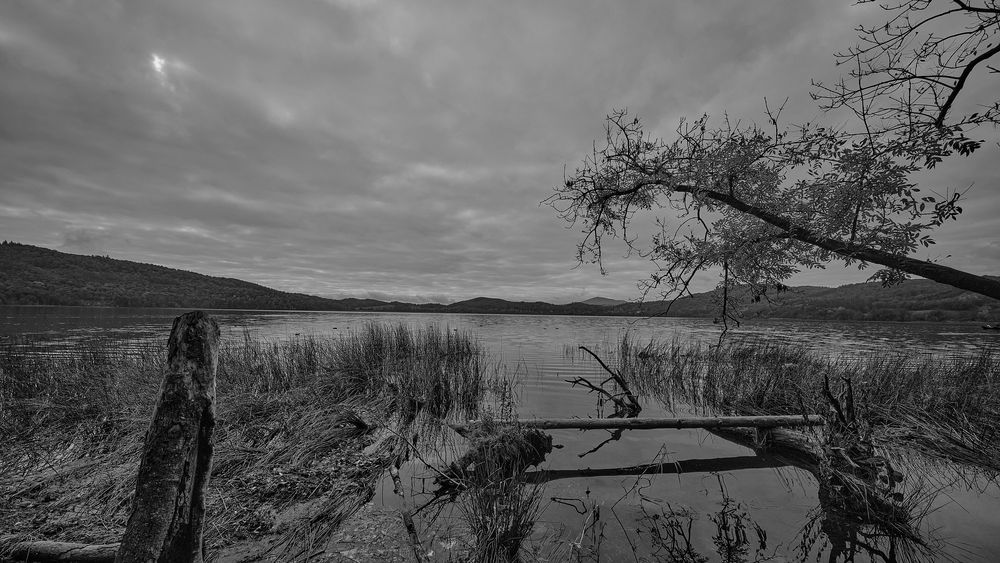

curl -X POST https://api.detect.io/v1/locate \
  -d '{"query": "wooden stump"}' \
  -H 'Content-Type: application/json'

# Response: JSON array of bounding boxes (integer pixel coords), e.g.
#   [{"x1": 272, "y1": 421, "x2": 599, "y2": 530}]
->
[{"x1": 115, "y1": 311, "x2": 220, "y2": 563}]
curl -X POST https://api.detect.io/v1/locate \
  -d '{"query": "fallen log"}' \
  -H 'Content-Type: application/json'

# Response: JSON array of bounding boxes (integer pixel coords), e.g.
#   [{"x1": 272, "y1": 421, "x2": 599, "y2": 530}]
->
[
  {"x1": 451, "y1": 414, "x2": 824, "y2": 435},
  {"x1": 522, "y1": 453, "x2": 793, "y2": 484},
  {"x1": 708, "y1": 427, "x2": 823, "y2": 467},
  {"x1": 7, "y1": 542, "x2": 118, "y2": 563}
]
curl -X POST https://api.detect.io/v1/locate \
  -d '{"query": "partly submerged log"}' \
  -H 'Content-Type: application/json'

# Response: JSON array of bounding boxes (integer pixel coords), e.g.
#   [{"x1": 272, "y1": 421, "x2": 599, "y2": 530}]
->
[
  {"x1": 8, "y1": 542, "x2": 118, "y2": 563},
  {"x1": 708, "y1": 427, "x2": 823, "y2": 467},
  {"x1": 522, "y1": 454, "x2": 794, "y2": 484},
  {"x1": 451, "y1": 414, "x2": 824, "y2": 435},
  {"x1": 116, "y1": 311, "x2": 220, "y2": 563}
]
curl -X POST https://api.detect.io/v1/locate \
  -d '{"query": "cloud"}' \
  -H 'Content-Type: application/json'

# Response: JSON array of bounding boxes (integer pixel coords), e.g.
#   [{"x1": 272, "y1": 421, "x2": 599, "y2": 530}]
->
[
  {"x1": 60, "y1": 227, "x2": 120, "y2": 255},
  {"x1": 0, "y1": 1, "x2": 997, "y2": 304}
]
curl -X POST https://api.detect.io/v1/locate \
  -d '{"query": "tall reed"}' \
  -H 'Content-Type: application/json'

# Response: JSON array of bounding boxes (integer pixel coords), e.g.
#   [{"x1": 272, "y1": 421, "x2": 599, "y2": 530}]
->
[{"x1": 617, "y1": 335, "x2": 1000, "y2": 470}]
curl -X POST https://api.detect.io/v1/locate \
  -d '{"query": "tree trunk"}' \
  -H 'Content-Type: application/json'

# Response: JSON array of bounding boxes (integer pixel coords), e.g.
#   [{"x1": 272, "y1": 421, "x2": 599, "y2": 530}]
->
[
  {"x1": 115, "y1": 311, "x2": 219, "y2": 563},
  {"x1": 681, "y1": 184, "x2": 1000, "y2": 300}
]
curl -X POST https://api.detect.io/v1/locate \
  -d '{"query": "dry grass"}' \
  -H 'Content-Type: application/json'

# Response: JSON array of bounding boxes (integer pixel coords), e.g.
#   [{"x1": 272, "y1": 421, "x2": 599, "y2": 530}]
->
[
  {"x1": 617, "y1": 334, "x2": 1000, "y2": 471},
  {"x1": 0, "y1": 322, "x2": 490, "y2": 560}
]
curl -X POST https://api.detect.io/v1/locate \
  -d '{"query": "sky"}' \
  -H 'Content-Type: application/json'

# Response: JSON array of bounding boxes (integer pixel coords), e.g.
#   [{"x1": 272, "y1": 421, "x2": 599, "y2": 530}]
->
[{"x1": 1, "y1": 1, "x2": 998, "y2": 304}]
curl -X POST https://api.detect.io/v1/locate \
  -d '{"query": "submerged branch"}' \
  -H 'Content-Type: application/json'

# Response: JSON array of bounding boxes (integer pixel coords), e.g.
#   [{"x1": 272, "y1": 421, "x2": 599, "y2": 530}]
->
[
  {"x1": 450, "y1": 415, "x2": 825, "y2": 435},
  {"x1": 523, "y1": 454, "x2": 795, "y2": 484}
]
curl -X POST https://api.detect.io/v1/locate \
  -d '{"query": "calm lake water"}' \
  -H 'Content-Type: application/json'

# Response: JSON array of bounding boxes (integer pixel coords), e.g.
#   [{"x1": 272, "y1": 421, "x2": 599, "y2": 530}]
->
[{"x1": 4, "y1": 305, "x2": 1000, "y2": 562}]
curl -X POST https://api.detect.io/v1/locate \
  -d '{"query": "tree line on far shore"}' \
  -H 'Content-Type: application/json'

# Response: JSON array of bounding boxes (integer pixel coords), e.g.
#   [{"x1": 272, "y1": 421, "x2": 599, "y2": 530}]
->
[{"x1": 2, "y1": 241, "x2": 996, "y2": 322}]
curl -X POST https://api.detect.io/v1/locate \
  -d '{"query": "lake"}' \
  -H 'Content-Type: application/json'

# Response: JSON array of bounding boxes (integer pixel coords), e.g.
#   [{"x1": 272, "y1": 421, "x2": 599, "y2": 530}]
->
[{"x1": 4, "y1": 305, "x2": 1000, "y2": 561}]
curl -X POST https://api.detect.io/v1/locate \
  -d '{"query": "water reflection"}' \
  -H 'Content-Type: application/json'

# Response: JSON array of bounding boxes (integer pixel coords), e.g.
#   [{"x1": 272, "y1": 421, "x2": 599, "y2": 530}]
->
[
  {"x1": 406, "y1": 443, "x2": 959, "y2": 562},
  {"x1": 396, "y1": 345, "x2": 998, "y2": 561}
]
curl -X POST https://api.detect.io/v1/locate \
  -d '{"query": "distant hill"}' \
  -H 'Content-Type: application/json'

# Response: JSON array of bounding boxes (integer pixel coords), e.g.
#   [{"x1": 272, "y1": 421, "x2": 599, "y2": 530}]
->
[
  {"x1": 577, "y1": 297, "x2": 627, "y2": 307},
  {"x1": 0, "y1": 242, "x2": 368, "y2": 310},
  {"x1": 1, "y1": 242, "x2": 997, "y2": 321},
  {"x1": 0, "y1": 242, "x2": 607, "y2": 314},
  {"x1": 607, "y1": 280, "x2": 1000, "y2": 322}
]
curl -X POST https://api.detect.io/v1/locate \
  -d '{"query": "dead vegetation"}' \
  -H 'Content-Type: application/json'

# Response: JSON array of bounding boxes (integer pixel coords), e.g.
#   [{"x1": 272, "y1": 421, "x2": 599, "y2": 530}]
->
[{"x1": 616, "y1": 335, "x2": 1000, "y2": 472}]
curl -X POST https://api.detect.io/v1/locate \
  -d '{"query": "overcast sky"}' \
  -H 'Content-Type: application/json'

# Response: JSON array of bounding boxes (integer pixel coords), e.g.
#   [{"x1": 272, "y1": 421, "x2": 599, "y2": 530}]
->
[{"x1": 1, "y1": 1, "x2": 997, "y2": 304}]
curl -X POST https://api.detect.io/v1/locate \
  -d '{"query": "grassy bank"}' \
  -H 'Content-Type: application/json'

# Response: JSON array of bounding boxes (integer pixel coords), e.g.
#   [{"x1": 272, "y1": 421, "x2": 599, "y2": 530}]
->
[
  {"x1": 617, "y1": 335, "x2": 1000, "y2": 471},
  {"x1": 0, "y1": 323, "x2": 493, "y2": 560}
]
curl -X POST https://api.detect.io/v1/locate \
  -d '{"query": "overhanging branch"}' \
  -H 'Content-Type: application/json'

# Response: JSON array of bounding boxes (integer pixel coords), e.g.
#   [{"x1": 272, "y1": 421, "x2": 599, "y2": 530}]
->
[{"x1": 596, "y1": 175, "x2": 1000, "y2": 300}]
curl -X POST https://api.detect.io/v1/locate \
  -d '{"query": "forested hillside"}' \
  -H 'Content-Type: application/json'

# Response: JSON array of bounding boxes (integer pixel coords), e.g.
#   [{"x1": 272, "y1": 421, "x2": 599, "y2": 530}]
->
[
  {"x1": 0, "y1": 242, "x2": 358, "y2": 310},
  {"x1": 610, "y1": 280, "x2": 1000, "y2": 322}
]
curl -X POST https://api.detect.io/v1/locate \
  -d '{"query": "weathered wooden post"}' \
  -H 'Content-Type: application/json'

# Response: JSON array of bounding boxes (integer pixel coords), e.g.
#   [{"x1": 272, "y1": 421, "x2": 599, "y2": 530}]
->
[
  {"x1": 115, "y1": 311, "x2": 219, "y2": 563},
  {"x1": 7, "y1": 313, "x2": 220, "y2": 563}
]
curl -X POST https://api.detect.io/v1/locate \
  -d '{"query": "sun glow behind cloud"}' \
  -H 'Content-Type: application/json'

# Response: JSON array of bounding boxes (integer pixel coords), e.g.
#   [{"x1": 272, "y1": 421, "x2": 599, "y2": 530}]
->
[
  {"x1": 149, "y1": 52, "x2": 194, "y2": 96},
  {"x1": 151, "y1": 53, "x2": 166, "y2": 75}
]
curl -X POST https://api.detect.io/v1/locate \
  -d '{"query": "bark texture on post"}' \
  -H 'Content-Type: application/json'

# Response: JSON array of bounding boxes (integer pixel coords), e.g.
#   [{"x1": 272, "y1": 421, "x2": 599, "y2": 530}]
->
[{"x1": 116, "y1": 311, "x2": 219, "y2": 563}]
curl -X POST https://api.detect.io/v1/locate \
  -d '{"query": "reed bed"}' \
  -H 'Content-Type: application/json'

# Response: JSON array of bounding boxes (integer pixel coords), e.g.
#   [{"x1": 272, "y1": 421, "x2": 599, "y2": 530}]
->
[
  {"x1": 617, "y1": 335, "x2": 1000, "y2": 471},
  {"x1": 0, "y1": 322, "x2": 490, "y2": 559}
]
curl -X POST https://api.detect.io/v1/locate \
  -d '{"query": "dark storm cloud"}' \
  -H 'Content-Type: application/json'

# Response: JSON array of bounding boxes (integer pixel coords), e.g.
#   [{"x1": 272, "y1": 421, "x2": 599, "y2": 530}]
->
[{"x1": 1, "y1": 1, "x2": 997, "y2": 302}]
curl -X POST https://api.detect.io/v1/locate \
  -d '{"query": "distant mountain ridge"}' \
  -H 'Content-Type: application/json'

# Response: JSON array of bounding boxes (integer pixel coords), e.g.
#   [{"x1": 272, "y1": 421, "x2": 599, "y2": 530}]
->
[
  {"x1": 1, "y1": 242, "x2": 997, "y2": 321},
  {"x1": 578, "y1": 297, "x2": 627, "y2": 307}
]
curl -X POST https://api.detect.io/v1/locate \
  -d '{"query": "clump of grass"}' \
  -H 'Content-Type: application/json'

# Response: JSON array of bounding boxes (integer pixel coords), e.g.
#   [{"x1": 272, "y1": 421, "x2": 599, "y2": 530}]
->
[
  {"x1": 446, "y1": 418, "x2": 549, "y2": 562},
  {"x1": 617, "y1": 335, "x2": 1000, "y2": 471},
  {"x1": 329, "y1": 323, "x2": 486, "y2": 424},
  {"x1": 459, "y1": 475, "x2": 543, "y2": 563},
  {"x1": 0, "y1": 322, "x2": 490, "y2": 559}
]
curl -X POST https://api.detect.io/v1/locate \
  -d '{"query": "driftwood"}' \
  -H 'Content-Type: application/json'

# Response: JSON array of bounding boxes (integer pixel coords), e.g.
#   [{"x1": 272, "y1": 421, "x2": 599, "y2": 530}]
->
[
  {"x1": 437, "y1": 427, "x2": 553, "y2": 489},
  {"x1": 567, "y1": 346, "x2": 642, "y2": 418},
  {"x1": 116, "y1": 311, "x2": 220, "y2": 563},
  {"x1": 522, "y1": 454, "x2": 794, "y2": 484},
  {"x1": 710, "y1": 426, "x2": 913, "y2": 528},
  {"x1": 708, "y1": 427, "x2": 823, "y2": 467},
  {"x1": 7, "y1": 542, "x2": 118, "y2": 563},
  {"x1": 420, "y1": 424, "x2": 555, "y2": 520},
  {"x1": 389, "y1": 460, "x2": 427, "y2": 563},
  {"x1": 451, "y1": 414, "x2": 824, "y2": 435}
]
